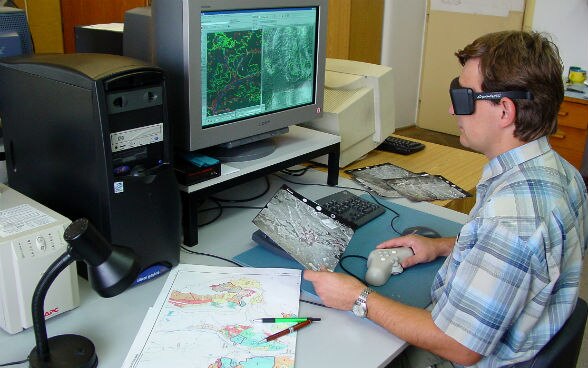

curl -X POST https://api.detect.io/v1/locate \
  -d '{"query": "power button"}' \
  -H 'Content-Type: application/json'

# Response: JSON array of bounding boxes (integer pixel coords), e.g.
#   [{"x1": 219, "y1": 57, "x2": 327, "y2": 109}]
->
[{"x1": 35, "y1": 236, "x2": 47, "y2": 251}]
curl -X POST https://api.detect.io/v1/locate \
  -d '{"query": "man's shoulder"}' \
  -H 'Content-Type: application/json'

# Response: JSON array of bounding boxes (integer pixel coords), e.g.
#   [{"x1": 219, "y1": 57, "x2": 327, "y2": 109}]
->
[{"x1": 480, "y1": 152, "x2": 586, "y2": 217}]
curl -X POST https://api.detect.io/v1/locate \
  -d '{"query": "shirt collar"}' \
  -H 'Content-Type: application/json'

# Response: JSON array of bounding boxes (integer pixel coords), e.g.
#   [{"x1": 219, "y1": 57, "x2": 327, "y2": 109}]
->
[{"x1": 480, "y1": 136, "x2": 551, "y2": 182}]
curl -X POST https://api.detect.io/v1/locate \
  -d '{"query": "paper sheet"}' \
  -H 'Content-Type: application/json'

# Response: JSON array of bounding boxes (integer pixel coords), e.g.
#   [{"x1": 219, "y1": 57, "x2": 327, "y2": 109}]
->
[{"x1": 122, "y1": 264, "x2": 302, "y2": 368}]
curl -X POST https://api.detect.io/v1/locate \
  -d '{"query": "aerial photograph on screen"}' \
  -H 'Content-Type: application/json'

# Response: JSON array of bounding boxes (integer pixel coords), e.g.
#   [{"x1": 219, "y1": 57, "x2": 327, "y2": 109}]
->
[{"x1": 204, "y1": 23, "x2": 316, "y2": 126}]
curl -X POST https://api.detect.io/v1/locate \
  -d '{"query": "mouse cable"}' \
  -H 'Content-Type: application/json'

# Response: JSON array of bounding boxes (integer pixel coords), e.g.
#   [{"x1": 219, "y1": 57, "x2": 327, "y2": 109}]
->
[
  {"x1": 0, "y1": 358, "x2": 29, "y2": 367},
  {"x1": 179, "y1": 246, "x2": 328, "y2": 308},
  {"x1": 338, "y1": 254, "x2": 368, "y2": 283},
  {"x1": 273, "y1": 173, "x2": 402, "y2": 235}
]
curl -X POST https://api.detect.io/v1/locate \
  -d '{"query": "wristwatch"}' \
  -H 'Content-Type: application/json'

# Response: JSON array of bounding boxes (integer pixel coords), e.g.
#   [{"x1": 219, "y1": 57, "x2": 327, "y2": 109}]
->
[{"x1": 352, "y1": 287, "x2": 373, "y2": 318}]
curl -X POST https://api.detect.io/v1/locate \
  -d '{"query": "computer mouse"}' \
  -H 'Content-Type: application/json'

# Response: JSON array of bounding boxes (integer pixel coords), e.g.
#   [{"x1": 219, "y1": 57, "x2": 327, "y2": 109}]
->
[{"x1": 401, "y1": 226, "x2": 441, "y2": 238}]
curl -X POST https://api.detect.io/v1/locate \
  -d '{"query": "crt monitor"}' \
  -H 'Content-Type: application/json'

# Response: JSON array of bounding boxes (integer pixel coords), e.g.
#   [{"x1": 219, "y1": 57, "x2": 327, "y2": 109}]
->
[
  {"x1": 151, "y1": 0, "x2": 328, "y2": 161},
  {"x1": 303, "y1": 58, "x2": 396, "y2": 167}
]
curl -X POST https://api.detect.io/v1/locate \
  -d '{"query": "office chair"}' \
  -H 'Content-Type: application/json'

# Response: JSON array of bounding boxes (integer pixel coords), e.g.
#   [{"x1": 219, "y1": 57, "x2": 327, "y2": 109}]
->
[{"x1": 515, "y1": 297, "x2": 588, "y2": 368}]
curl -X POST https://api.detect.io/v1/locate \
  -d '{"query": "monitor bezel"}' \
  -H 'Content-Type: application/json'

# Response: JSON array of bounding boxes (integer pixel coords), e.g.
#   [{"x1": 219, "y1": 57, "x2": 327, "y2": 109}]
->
[{"x1": 155, "y1": 0, "x2": 328, "y2": 152}]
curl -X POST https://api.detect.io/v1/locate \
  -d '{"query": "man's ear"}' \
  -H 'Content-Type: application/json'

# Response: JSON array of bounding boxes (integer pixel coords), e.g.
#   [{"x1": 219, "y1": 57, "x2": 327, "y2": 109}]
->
[{"x1": 498, "y1": 97, "x2": 517, "y2": 128}]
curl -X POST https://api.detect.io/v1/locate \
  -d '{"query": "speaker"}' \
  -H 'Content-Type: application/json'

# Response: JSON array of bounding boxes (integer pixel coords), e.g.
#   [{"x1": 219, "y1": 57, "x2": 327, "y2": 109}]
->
[
  {"x1": 75, "y1": 25, "x2": 123, "y2": 55},
  {"x1": 123, "y1": 7, "x2": 154, "y2": 63},
  {"x1": 0, "y1": 6, "x2": 33, "y2": 57},
  {"x1": 0, "y1": 53, "x2": 181, "y2": 284}
]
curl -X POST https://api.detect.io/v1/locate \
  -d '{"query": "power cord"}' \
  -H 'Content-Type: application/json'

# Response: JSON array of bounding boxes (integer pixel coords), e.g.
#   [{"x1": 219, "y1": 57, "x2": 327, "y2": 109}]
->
[
  {"x1": 197, "y1": 176, "x2": 270, "y2": 227},
  {"x1": 210, "y1": 176, "x2": 271, "y2": 203},
  {"x1": 280, "y1": 165, "x2": 319, "y2": 177},
  {"x1": 0, "y1": 358, "x2": 29, "y2": 367}
]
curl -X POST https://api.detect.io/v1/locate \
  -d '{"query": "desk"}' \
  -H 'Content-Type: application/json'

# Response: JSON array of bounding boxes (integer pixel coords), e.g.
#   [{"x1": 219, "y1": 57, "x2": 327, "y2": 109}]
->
[
  {"x1": 327, "y1": 135, "x2": 487, "y2": 214},
  {"x1": 0, "y1": 170, "x2": 468, "y2": 368}
]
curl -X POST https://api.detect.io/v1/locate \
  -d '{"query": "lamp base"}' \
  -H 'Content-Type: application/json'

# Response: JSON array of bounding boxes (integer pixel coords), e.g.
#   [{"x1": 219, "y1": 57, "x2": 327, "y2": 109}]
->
[{"x1": 28, "y1": 334, "x2": 98, "y2": 368}]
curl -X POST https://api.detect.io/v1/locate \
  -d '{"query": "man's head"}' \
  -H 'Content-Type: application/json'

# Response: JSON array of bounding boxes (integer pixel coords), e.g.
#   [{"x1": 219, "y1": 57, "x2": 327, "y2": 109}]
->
[{"x1": 452, "y1": 31, "x2": 563, "y2": 148}]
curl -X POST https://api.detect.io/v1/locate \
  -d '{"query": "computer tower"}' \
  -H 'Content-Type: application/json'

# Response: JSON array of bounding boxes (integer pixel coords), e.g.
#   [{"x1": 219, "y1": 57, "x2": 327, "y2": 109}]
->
[
  {"x1": 0, "y1": 6, "x2": 34, "y2": 57},
  {"x1": 0, "y1": 53, "x2": 181, "y2": 282}
]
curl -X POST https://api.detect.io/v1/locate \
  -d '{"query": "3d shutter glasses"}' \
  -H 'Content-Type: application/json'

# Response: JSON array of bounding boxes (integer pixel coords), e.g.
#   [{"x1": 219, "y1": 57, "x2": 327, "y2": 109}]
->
[{"x1": 449, "y1": 77, "x2": 533, "y2": 115}]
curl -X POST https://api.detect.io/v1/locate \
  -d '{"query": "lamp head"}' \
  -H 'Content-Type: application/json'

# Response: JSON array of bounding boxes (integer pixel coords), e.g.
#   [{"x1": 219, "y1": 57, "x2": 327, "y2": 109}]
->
[{"x1": 64, "y1": 218, "x2": 141, "y2": 297}]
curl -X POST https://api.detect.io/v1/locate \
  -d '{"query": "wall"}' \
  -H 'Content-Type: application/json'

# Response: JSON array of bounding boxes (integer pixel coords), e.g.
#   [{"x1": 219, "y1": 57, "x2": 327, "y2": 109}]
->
[
  {"x1": 380, "y1": 0, "x2": 427, "y2": 129},
  {"x1": 531, "y1": 0, "x2": 588, "y2": 76},
  {"x1": 381, "y1": 0, "x2": 588, "y2": 129}
]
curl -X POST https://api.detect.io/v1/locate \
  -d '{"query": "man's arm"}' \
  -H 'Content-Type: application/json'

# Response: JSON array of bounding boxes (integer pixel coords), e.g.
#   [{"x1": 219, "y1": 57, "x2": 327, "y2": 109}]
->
[
  {"x1": 303, "y1": 270, "x2": 482, "y2": 366},
  {"x1": 367, "y1": 290, "x2": 481, "y2": 365}
]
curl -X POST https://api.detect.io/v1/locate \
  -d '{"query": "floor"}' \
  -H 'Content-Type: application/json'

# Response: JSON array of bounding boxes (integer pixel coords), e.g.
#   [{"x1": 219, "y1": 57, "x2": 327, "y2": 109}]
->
[{"x1": 395, "y1": 126, "x2": 588, "y2": 367}]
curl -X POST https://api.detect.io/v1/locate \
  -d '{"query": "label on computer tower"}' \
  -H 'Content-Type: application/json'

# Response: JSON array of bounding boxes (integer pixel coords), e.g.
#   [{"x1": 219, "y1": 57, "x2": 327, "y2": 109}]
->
[{"x1": 110, "y1": 123, "x2": 164, "y2": 153}]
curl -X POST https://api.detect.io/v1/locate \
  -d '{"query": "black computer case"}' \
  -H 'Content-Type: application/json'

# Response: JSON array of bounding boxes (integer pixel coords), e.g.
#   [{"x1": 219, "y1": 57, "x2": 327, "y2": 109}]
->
[{"x1": 0, "y1": 53, "x2": 180, "y2": 280}]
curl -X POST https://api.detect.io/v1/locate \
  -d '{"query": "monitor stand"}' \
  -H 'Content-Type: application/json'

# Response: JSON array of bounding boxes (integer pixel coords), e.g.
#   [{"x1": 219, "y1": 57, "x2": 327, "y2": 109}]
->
[
  {"x1": 204, "y1": 127, "x2": 289, "y2": 162},
  {"x1": 179, "y1": 125, "x2": 341, "y2": 247},
  {"x1": 205, "y1": 139, "x2": 276, "y2": 162}
]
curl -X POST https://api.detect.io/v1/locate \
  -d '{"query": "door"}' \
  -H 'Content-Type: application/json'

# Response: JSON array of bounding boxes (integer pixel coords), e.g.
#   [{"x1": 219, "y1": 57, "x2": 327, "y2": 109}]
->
[{"x1": 417, "y1": 0, "x2": 526, "y2": 135}]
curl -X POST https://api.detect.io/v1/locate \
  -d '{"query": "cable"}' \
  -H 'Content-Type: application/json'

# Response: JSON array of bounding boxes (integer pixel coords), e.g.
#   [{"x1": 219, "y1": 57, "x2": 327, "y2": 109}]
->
[
  {"x1": 180, "y1": 246, "x2": 330, "y2": 308},
  {"x1": 281, "y1": 165, "x2": 319, "y2": 177},
  {"x1": 338, "y1": 254, "x2": 368, "y2": 282},
  {"x1": 196, "y1": 176, "x2": 270, "y2": 227},
  {"x1": 197, "y1": 198, "x2": 223, "y2": 227},
  {"x1": 181, "y1": 246, "x2": 243, "y2": 267},
  {"x1": 300, "y1": 299, "x2": 327, "y2": 308},
  {"x1": 197, "y1": 200, "x2": 264, "y2": 227},
  {"x1": 0, "y1": 358, "x2": 29, "y2": 367},
  {"x1": 210, "y1": 176, "x2": 271, "y2": 203},
  {"x1": 273, "y1": 173, "x2": 403, "y2": 235}
]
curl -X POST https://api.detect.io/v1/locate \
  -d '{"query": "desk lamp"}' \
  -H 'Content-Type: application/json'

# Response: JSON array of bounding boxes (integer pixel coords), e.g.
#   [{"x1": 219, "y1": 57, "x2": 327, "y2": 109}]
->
[{"x1": 28, "y1": 218, "x2": 141, "y2": 368}]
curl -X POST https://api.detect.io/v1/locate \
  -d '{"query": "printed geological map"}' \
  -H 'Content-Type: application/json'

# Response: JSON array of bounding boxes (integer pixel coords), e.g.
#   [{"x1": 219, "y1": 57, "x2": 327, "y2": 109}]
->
[{"x1": 122, "y1": 265, "x2": 302, "y2": 368}]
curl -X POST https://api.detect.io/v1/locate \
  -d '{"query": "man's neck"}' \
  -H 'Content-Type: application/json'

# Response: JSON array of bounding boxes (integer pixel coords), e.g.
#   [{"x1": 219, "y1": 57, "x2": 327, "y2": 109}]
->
[{"x1": 483, "y1": 132, "x2": 526, "y2": 160}]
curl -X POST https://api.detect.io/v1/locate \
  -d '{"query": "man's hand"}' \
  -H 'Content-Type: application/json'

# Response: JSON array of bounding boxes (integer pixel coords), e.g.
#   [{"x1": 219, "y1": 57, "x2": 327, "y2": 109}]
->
[
  {"x1": 376, "y1": 235, "x2": 456, "y2": 269},
  {"x1": 303, "y1": 269, "x2": 366, "y2": 310}
]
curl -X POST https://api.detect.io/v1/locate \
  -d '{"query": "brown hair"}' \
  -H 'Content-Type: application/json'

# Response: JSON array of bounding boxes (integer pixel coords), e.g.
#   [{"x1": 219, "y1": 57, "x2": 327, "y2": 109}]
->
[{"x1": 455, "y1": 31, "x2": 563, "y2": 141}]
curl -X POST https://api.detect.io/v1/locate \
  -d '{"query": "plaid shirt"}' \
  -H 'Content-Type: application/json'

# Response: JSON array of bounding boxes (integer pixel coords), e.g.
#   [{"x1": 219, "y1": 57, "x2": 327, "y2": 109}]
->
[{"x1": 430, "y1": 137, "x2": 588, "y2": 367}]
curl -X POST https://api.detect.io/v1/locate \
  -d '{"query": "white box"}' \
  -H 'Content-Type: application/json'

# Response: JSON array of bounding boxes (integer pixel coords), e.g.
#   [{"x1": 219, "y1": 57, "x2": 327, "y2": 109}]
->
[{"x1": 0, "y1": 184, "x2": 79, "y2": 334}]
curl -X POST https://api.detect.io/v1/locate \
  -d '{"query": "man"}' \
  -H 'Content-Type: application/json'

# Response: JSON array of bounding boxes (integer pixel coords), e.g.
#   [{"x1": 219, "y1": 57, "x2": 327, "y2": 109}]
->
[{"x1": 304, "y1": 31, "x2": 588, "y2": 367}]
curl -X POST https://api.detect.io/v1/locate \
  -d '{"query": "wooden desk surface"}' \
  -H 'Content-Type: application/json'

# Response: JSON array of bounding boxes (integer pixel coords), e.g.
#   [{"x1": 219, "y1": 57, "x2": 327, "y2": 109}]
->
[{"x1": 337, "y1": 135, "x2": 488, "y2": 214}]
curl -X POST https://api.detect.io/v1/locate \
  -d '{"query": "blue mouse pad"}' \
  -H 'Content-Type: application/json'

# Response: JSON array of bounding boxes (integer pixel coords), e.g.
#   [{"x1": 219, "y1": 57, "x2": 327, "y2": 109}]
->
[{"x1": 234, "y1": 197, "x2": 464, "y2": 308}]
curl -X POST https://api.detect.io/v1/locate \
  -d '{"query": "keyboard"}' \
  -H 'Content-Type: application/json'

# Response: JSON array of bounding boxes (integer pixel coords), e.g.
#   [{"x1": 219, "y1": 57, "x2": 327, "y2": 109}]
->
[
  {"x1": 316, "y1": 190, "x2": 385, "y2": 229},
  {"x1": 377, "y1": 136, "x2": 425, "y2": 155}
]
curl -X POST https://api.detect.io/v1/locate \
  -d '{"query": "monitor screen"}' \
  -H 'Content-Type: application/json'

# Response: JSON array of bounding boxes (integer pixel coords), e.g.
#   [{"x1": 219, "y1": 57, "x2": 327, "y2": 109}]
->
[
  {"x1": 201, "y1": 7, "x2": 317, "y2": 128},
  {"x1": 152, "y1": 0, "x2": 327, "y2": 159}
]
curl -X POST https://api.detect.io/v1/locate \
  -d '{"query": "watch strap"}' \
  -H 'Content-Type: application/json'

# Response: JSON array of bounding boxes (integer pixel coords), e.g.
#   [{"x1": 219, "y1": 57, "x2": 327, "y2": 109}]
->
[
  {"x1": 353, "y1": 287, "x2": 373, "y2": 318},
  {"x1": 358, "y1": 287, "x2": 373, "y2": 303}
]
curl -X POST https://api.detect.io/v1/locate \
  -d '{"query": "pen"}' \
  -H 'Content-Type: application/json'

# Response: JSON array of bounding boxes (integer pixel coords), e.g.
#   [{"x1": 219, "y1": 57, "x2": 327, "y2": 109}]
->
[
  {"x1": 254, "y1": 317, "x2": 321, "y2": 323},
  {"x1": 265, "y1": 319, "x2": 313, "y2": 342}
]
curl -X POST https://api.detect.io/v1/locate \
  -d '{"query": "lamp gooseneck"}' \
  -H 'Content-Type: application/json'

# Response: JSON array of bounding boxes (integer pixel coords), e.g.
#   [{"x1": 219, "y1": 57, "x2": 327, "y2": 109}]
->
[{"x1": 31, "y1": 252, "x2": 75, "y2": 361}]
